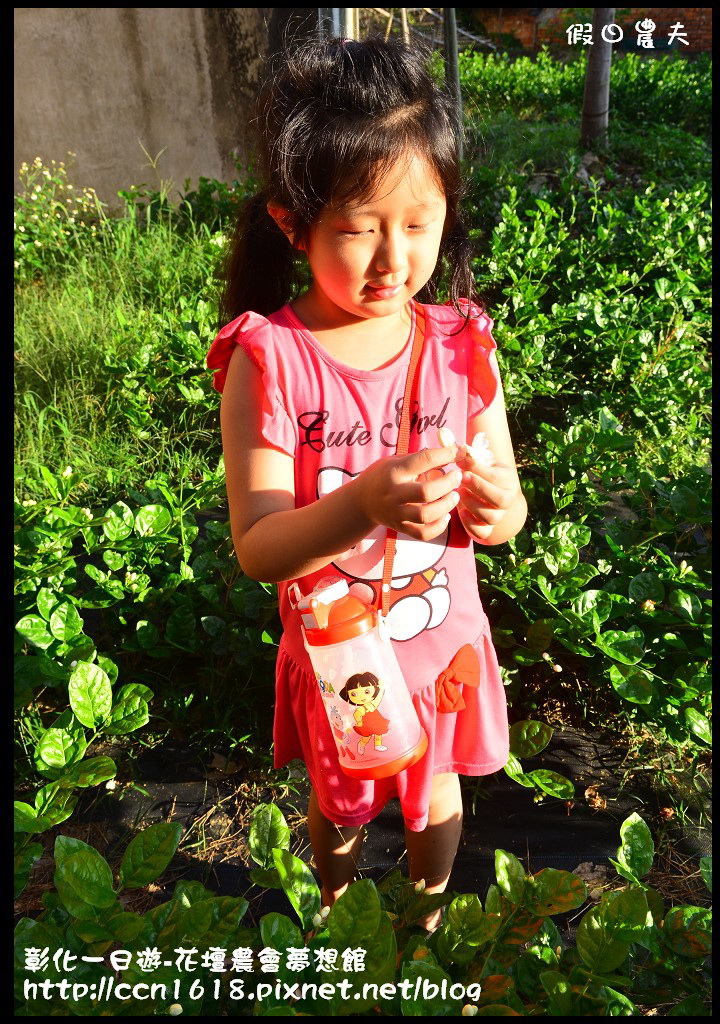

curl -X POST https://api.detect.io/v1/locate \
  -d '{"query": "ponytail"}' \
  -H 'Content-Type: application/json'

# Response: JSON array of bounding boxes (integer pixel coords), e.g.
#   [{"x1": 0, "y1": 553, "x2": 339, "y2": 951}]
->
[{"x1": 219, "y1": 191, "x2": 300, "y2": 326}]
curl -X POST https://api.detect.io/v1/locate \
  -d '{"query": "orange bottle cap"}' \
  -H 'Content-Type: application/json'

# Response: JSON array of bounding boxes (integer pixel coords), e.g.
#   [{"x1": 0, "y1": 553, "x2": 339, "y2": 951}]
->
[{"x1": 305, "y1": 593, "x2": 375, "y2": 647}]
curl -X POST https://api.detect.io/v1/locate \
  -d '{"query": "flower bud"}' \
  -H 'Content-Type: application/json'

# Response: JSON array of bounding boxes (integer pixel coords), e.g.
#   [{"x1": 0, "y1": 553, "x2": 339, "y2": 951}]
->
[
  {"x1": 105, "y1": 779, "x2": 117, "y2": 791},
  {"x1": 168, "y1": 1005, "x2": 183, "y2": 1016},
  {"x1": 552, "y1": 663, "x2": 563, "y2": 673},
  {"x1": 312, "y1": 913, "x2": 323, "y2": 928},
  {"x1": 320, "y1": 905, "x2": 331, "y2": 920},
  {"x1": 461, "y1": 1005, "x2": 479, "y2": 1016},
  {"x1": 414, "y1": 879, "x2": 426, "y2": 893}
]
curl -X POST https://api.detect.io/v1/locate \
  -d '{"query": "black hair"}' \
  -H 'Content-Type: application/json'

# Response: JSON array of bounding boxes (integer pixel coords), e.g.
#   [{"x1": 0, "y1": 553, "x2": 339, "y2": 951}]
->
[
  {"x1": 220, "y1": 36, "x2": 479, "y2": 325},
  {"x1": 339, "y1": 671, "x2": 380, "y2": 704}
]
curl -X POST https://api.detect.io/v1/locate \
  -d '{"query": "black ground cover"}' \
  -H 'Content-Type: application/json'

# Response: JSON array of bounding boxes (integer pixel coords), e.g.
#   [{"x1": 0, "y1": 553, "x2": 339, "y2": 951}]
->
[{"x1": 64, "y1": 727, "x2": 710, "y2": 933}]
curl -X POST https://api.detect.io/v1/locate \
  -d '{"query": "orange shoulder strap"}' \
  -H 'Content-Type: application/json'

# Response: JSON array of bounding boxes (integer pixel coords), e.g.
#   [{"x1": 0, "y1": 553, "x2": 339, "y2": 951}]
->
[{"x1": 380, "y1": 302, "x2": 426, "y2": 618}]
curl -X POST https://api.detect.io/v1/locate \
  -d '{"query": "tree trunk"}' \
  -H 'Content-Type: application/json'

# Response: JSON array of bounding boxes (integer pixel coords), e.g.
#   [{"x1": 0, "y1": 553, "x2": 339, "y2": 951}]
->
[
  {"x1": 580, "y1": 8, "x2": 615, "y2": 148},
  {"x1": 443, "y1": 9, "x2": 463, "y2": 161}
]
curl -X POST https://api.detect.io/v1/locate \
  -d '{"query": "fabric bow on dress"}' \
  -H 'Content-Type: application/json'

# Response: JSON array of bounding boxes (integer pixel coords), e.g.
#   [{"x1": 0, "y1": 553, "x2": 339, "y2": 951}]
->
[{"x1": 435, "y1": 644, "x2": 481, "y2": 713}]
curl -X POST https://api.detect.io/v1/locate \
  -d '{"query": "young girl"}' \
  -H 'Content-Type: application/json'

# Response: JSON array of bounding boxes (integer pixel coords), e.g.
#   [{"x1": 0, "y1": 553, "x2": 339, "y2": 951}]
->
[{"x1": 208, "y1": 37, "x2": 527, "y2": 928}]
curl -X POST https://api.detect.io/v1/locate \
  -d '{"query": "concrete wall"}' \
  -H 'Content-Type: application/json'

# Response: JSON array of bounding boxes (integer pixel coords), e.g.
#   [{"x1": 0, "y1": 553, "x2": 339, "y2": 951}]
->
[{"x1": 14, "y1": 8, "x2": 273, "y2": 206}]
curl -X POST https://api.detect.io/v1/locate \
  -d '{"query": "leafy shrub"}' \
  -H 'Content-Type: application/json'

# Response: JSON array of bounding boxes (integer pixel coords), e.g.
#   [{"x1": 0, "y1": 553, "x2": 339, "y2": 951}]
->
[
  {"x1": 14, "y1": 805, "x2": 712, "y2": 1015},
  {"x1": 460, "y1": 50, "x2": 712, "y2": 136}
]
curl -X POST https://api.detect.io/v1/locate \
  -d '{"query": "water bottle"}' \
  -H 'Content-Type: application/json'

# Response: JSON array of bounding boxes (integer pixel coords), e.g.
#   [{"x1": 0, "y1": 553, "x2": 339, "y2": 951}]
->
[{"x1": 289, "y1": 576, "x2": 428, "y2": 780}]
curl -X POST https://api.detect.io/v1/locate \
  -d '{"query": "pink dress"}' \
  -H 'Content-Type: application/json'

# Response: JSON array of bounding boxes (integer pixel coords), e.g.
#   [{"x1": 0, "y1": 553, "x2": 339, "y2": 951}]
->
[{"x1": 207, "y1": 301, "x2": 509, "y2": 831}]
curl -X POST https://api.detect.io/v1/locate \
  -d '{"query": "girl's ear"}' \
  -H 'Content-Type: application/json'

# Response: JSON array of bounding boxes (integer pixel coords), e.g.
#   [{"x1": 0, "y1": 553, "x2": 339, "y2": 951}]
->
[{"x1": 267, "y1": 202, "x2": 304, "y2": 250}]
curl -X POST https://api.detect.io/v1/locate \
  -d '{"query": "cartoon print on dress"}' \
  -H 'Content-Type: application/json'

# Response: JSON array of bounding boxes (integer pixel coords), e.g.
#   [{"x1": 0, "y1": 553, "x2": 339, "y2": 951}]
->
[
  {"x1": 317, "y1": 467, "x2": 451, "y2": 642},
  {"x1": 338, "y1": 672, "x2": 390, "y2": 755}
]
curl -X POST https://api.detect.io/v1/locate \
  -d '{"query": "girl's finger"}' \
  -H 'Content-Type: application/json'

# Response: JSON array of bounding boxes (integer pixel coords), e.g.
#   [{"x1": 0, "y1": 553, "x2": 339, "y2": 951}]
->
[
  {"x1": 457, "y1": 503, "x2": 495, "y2": 539},
  {"x1": 398, "y1": 487, "x2": 460, "y2": 526},
  {"x1": 458, "y1": 493, "x2": 506, "y2": 527},
  {"x1": 459, "y1": 469, "x2": 519, "y2": 511},
  {"x1": 400, "y1": 445, "x2": 458, "y2": 478},
  {"x1": 396, "y1": 468, "x2": 463, "y2": 505}
]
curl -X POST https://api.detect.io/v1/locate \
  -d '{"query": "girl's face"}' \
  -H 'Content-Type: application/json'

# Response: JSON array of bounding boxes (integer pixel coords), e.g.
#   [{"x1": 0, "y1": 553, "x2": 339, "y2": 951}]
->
[
  {"x1": 298, "y1": 153, "x2": 447, "y2": 330},
  {"x1": 348, "y1": 684, "x2": 375, "y2": 704}
]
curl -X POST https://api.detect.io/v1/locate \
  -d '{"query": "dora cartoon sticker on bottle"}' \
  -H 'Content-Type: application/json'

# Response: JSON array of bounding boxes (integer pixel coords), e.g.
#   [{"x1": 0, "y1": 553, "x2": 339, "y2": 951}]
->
[{"x1": 339, "y1": 672, "x2": 390, "y2": 755}]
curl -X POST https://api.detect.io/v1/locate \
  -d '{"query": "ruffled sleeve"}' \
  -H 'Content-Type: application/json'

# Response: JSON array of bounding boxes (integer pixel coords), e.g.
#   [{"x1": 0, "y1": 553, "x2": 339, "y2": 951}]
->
[
  {"x1": 463, "y1": 305, "x2": 501, "y2": 418},
  {"x1": 206, "y1": 312, "x2": 296, "y2": 456}
]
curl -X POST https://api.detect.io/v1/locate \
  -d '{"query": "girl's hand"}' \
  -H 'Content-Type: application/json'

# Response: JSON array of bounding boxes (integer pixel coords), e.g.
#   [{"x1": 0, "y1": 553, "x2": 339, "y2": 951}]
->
[
  {"x1": 356, "y1": 446, "x2": 462, "y2": 542},
  {"x1": 455, "y1": 451, "x2": 522, "y2": 542}
]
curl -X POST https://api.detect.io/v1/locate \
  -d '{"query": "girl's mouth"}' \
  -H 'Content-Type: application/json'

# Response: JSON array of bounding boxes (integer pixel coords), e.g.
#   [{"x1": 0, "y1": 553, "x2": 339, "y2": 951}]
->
[{"x1": 365, "y1": 283, "x2": 403, "y2": 299}]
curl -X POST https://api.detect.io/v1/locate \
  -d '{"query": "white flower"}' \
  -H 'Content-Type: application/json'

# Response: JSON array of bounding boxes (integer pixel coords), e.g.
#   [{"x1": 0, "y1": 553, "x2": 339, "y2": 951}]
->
[
  {"x1": 62, "y1": 465, "x2": 73, "y2": 477},
  {"x1": 168, "y1": 1005, "x2": 183, "y2": 1016},
  {"x1": 105, "y1": 779, "x2": 117, "y2": 791}
]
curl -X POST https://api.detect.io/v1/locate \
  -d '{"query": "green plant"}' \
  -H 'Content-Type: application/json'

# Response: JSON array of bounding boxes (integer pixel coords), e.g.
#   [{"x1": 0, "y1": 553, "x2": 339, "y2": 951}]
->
[
  {"x1": 14, "y1": 806, "x2": 711, "y2": 1015},
  {"x1": 14, "y1": 155, "x2": 105, "y2": 284}
]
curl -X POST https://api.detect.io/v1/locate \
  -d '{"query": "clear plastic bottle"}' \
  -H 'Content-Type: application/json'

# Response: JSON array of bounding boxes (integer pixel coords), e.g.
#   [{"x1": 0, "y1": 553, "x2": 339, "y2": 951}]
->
[{"x1": 290, "y1": 577, "x2": 428, "y2": 780}]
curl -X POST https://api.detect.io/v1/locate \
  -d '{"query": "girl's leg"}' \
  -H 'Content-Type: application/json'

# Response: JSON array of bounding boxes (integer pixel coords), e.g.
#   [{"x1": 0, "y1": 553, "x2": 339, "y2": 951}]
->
[
  {"x1": 307, "y1": 786, "x2": 365, "y2": 907},
  {"x1": 404, "y1": 771, "x2": 463, "y2": 932}
]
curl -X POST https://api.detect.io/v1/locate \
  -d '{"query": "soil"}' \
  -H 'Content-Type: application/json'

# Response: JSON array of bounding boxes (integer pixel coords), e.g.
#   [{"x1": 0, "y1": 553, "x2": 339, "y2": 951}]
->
[{"x1": 16, "y1": 725, "x2": 711, "y2": 933}]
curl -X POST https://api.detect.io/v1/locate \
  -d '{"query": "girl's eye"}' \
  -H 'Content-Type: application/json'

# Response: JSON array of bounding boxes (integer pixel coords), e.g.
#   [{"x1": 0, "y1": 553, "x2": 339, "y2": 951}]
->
[{"x1": 408, "y1": 224, "x2": 428, "y2": 232}]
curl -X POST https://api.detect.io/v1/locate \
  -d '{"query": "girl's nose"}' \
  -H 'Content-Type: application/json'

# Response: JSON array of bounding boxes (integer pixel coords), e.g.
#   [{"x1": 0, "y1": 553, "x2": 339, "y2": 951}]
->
[{"x1": 374, "y1": 230, "x2": 407, "y2": 275}]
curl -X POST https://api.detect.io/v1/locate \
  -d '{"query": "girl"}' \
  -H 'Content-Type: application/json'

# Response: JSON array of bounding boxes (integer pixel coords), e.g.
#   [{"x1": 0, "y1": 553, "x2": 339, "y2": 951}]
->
[
  {"x1": 208, "y1": 37, "x2": 527, "y2": 929},
  {"x1": 338, "y1": 672, "x2": 390, "y2": 754}
]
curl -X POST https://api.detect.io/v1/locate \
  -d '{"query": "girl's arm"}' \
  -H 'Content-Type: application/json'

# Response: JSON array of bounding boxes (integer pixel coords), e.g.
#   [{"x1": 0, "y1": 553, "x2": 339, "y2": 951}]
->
[
  {"x1": 220, "y1": 346, "x2": 462, "y2": 583},
  {"x1": 455, "y1": 378, "x2": 528, "y2": 546}
]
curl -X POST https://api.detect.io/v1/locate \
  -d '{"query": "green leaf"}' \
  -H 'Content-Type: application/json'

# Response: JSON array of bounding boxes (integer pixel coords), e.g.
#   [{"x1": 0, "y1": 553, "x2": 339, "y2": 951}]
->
[
  {"x1": 54, "y1": 850, "x2": 117, "y2": 917},
  {"x1": 616, "y1": 813, "x2": 654, "y2": 880},
  {"x1": 119, "y1": 822, "x2": 183, "y2": 888},
  {"x1": 503, "y1": 753, "x2": 535, "y2": 788},
  {"x1": 401, "y1": 960, "x2": 460, "y2": 1015},
  {"x1": 272, "y1": 848, "x2": 321, "y2": 929},
  {"x1": 526, "y1": 769, "x2": 574, "y2": 800},
  {"x1": 68, "y1": 662, "x2": 113, "y2": 728},
  {"x1": 495, "y1": 849, "x2": 527, "y2": 904},
  {"x1": 260, "y1": 912, "x2": 304, "y2": 956},
  {"x1": 36, "y1": 712, "x2": 87, "y2": 768},
  {"x1": 116, "y1": 682, "x2": 155, "y2": 703},
  {"x1": 15, "y1": 614, "x2": 55, "y2": 650},
  {"x1": 662, "y1": 906, "x2": 712, "y2": 960},
  {"x1": 318, "y1": 881, "x2": 396, "y2": 1014},
  {"x1": 667, "y1": 995, "x2": 712, "y2": 1016},
  {"x1": 136, "y1": 620, "x2": 160, "y2": 649},
  {"x1": 594, "y1": 629, "x2": 645, "y2": 665},
  {"x1": 600, "y1": 888, "x2": 651, "y2": 942},
  {"x1": 37, "y1": 587, "x2": 60, "y2": 621},
  {"x1": 669, "y1": 589, "x2": 702, "y2": 621},
  {"x1": 61, "y1": 756, "x2": 117, "y2": 788},
  {"x1": 525, "y1": 868, "x2": 586, "y2": 916},
  {"x1": 525, "y1": 619, "x2": 556, "y2": 651},
  {"x1": 54, "y1": 834, "x2": 99, "y2": 868},
  {"x1": 102, "y1": 549, "x2": 125, "y2": 570},
  {"x1": 102, "y1": 500, "x2": 134, "y2": 541},
  {"x1": 628, "y1": 573, "x2": 665, "y2": 603},
  {"x1": 576, "y1": 905, "x2": 630, "y2": 973},
  {"x1": 609, "y1": 664, "x2": 655, "y2": 704},
  {"x1": 540, "y1": 971, "x2": 572, "y2": 1015},
  {"x1": 102, "y1": 695, "x2": 149, "y2": 735},
  {"x1": 543, "y1": 538, "x2": 579, "y2": 576},
  {"x1": 571, "y1": 589, "x2": 615, "y2": 623},
  {"x1": 165, "y1": 604, "x2": 197, "y2": 651},
  {"x1": 134, "y1": 504, "x2": 172, "y2": 536},
  {"x1": 249, "y1": 867, "x2": 283, "y2": 888},
  {"x1": 34, "y1": 783, "x2": 77, "y2": 827},
  {"x1": 14, "y1": 801, "x2": 40, "y2": 833},
  {"x1": 249, "y1": 803, "x2": 291, "y2": 870},
  {"x1": 14, "y1": 842, "x2": 43, "y2": 898},
  {"x1": 699, "y1": 856, "x2": 711, "y2": 893},
  {"x1": 509, "y1": 720, "x2": 553, "y2": 757},
  {"x1": 683, "y1": 707, "x2": 711, "y2": 745},
  {"x1": 48, "y1": 600, "x2": 83, "y2": 641}
]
